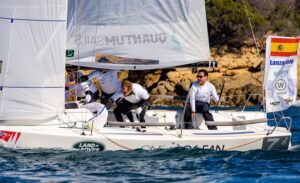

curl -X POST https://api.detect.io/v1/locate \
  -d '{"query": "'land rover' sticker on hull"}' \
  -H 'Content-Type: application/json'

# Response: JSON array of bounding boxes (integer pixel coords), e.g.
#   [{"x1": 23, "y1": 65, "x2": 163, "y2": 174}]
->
[{"x1": 73, "y1": 141, "x2": 105, "y2": 151}]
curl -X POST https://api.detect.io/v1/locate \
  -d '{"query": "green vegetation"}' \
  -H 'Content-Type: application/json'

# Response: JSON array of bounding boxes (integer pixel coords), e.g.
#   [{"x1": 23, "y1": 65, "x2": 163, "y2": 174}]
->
[
  {"x1": 268, "y1": 3, "x2": 300, "y2": 36},
  {"x1": 205, "y1": 0, "x2": 300, "y2": 47}
]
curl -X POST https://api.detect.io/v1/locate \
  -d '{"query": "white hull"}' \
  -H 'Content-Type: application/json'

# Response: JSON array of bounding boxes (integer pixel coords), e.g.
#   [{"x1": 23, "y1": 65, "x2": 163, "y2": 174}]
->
[{"x1": 0, "y1": 109, "x2": 291, "y2": 151}]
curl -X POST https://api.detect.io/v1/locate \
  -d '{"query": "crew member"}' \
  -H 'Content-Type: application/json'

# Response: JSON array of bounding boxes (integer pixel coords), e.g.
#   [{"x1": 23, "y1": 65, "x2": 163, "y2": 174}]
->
[
  {"x1": 189, "y1": 69, "x2": 219, "y2": 130},
  {"x1": 88, "y1": 69, "x2": 121, "y2": 105},
  {"x1": 106, "y1": 80, "x2": 150, "y2": 131},
  {"x1": 79, "y1": 75, "x2": 99, "y2": 103}
]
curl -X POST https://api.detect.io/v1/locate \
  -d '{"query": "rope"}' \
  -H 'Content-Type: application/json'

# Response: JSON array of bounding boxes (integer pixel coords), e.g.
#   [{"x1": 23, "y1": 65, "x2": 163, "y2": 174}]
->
[
  {"x1": 242, "y1": 0, "x2": 262, "y2": 59},
  {"x1": 72, "y1": 0, "x2": 84, "y2": 102},
  {"x1": 224, "y1": 137, "x2": 264, "y2": 150},
  {"x1": 98, "y1": 131, "x2": 132, "y2": 150}
]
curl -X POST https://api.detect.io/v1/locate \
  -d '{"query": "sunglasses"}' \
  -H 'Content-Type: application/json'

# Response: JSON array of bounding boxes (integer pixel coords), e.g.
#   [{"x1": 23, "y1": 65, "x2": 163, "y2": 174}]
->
[{"x1": 197, "y1": 75, "x2": 206, "y2": 78}]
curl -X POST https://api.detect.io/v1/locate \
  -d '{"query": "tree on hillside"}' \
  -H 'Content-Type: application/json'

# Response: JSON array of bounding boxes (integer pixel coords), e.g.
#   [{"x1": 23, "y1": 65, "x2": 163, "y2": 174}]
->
[
  {"x1": 205, "y1": 0, "x2": 300, "y2": 48},
  {"x1": 249, "y1": 0, "x2": 300, "y2": 36},
  {"x1": 205, "y1": 0, "x2": 265, "y2": 48}
]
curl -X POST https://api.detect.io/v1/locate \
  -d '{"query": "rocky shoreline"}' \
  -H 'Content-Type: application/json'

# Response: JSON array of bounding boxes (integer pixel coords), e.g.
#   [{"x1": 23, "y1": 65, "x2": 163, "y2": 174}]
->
[{"x1": 118, "y1": 44, "x2": 300, "y2": 107}]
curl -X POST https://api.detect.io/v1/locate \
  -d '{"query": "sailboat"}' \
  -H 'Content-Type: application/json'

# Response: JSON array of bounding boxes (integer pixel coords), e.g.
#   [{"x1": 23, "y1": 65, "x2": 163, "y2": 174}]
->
[{"x1": 0, "y1": 0, "x2": 296, "y2": 151}]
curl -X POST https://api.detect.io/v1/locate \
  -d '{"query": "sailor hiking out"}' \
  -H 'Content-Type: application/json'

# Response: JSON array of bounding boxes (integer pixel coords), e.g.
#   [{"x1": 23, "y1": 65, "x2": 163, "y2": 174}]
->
[
  {"x1": 106, "y1": 80, "x2": 150, "y2": 131},
  {"x1": 77, "y1": 75, "x2": 100, "y2": 103}
]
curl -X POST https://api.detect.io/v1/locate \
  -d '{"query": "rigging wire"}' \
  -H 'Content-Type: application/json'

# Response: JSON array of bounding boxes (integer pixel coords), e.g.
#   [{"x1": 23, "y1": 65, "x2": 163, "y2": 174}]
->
[
  {"x1": 74, "y1": 0, "x2": 88, "y2": 123},
  {"x1": 242, "y1": 0, "x2": 265, "y2": 112}
]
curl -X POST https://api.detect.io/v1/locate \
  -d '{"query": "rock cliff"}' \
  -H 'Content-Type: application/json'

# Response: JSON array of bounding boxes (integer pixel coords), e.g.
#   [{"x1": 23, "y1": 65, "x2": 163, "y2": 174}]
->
[{"x1": 119, "y1": 43, "x2": 300, "y2": 107}]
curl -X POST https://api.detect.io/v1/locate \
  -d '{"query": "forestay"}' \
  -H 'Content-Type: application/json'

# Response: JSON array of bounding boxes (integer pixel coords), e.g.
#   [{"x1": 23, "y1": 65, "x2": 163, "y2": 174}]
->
[
  {"x1": 66, "y1": 0, "x2": 210, "y2": 70},
  {"x1": 0, "y1": 0, "x2": 67, "y2": 123},
  {"x1": 264, "y1": 36, "x2": 300, "y2": 112}
]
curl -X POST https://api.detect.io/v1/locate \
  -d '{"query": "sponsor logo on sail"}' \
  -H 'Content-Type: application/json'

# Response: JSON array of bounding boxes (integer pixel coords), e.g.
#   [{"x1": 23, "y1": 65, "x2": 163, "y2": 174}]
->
[
  {"x1": 284, "y1": 97, "x2": 292, "y2": 104},
  {"x1": 75, "y1": 33, "x2": 168, "y2": 46},
  {"x1": 270, "y1": 59, "x2": 294, "y2": 66},
  {"x1": 270, "y1": 37, "x2": 299, "y2": 57},
  {"x1": 270, "y1": 101, "x2": 280, "y2": 106},
  {"x1": 275, "y1": 79, "x2": 286, "y2": 91},
  {"x1": 171, "y1": 31, "x2": 182, "y2": 51},
  {"x1": 274, "y1": 70, "x2": 288, "y2": 77},
  {"x1": 73, "y1": 141, "x2": 105, "y2": 151}
]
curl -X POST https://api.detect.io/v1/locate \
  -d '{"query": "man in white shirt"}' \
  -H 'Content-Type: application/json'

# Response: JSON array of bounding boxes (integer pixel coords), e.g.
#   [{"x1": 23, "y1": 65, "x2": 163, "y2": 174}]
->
[
  {"x1": 107, "y1": 80, "x2": 150, "y2": 130},
  {"x1": 78, "y1": 75, "x2": 99, "y2": 103},
  {"x1": 189, "y1": 69, "x2": 219, "y2": 130},
  {"x1": 88, "y1": 70, "x2": 121, "y2": 105}
]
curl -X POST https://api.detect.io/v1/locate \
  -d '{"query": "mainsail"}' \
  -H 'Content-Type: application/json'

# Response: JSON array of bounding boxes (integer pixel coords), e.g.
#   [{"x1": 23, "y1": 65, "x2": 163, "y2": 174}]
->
[
  {"x1": 0, "y1": 0, "x2": 67, "y2": 123},
  {"x1": 66, "y1": 0, "x2": 210, "y2": 70}
]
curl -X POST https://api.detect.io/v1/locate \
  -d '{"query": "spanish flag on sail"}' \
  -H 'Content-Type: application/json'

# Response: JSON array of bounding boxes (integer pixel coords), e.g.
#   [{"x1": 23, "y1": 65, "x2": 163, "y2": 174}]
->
[
  {"x1": 264, "y1": 36, "x2": 300, "y2": 113},
  {"x1": 270, "y1": 37, "x2": 300, "y2": 57}
]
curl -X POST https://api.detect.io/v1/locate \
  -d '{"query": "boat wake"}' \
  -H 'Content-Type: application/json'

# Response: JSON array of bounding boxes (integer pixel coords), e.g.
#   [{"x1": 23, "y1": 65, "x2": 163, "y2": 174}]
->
[{"x1": 290, "y1": 144, "x2": 300, "y2": 151}]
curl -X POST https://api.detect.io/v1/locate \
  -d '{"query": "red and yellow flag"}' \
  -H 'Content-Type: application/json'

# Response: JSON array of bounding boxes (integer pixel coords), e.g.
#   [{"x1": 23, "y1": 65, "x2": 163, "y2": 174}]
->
[{"x1": 270, "y1": 37, "x2": 300, "y2": 56}]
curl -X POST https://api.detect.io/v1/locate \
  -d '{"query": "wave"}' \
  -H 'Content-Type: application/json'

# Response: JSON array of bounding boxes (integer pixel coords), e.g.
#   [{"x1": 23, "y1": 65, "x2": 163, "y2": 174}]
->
[
  {"x1": 1, "y1": 146, "x2": 300, "y2": 182},
  {"x1": 290, "y1": 144, "x2": 300, "y2": 151}
]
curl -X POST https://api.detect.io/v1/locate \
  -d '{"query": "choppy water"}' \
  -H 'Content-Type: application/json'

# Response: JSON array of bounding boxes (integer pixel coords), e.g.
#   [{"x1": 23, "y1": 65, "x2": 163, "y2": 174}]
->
[{"x1": 1, "y1": 106, "x2": 300, "y2": 182}]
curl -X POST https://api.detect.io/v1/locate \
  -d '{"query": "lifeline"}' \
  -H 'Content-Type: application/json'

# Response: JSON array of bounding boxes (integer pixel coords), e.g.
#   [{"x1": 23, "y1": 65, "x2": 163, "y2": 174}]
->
[{"x1": 270, "y1": 59, "x2": 294, "y2": 66}]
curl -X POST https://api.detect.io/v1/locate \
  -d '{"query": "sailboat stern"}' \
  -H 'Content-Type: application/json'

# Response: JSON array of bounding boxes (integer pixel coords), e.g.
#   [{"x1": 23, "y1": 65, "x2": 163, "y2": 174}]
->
[{"x1": 262, "y1": 134, "x2": 291, "y2": 151}]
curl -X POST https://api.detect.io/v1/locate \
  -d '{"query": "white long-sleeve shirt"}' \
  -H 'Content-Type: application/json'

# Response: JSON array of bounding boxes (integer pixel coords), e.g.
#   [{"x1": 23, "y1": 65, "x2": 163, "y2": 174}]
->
[
  {"x1": 189, "y1": 81, "x2": 219, "y2": 112},
  {"x1": 80, "y1": 81, "x2": 98, "y2": 94},
  {"x1": 69, "y1": 83, "x2": 86, "y2": 97},
  {"x1": 88, "y1": 70, "x2": 121, "y2": 94},
  {"x1": 112, "y1": 83, "x2": 149, "y2": 104}
]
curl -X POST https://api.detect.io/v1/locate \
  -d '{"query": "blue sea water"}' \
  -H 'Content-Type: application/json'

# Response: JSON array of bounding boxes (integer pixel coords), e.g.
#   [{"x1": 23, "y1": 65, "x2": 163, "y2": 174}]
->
[{"x1": 0, "y1": 106, "x2": 300, "y2": 182}]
